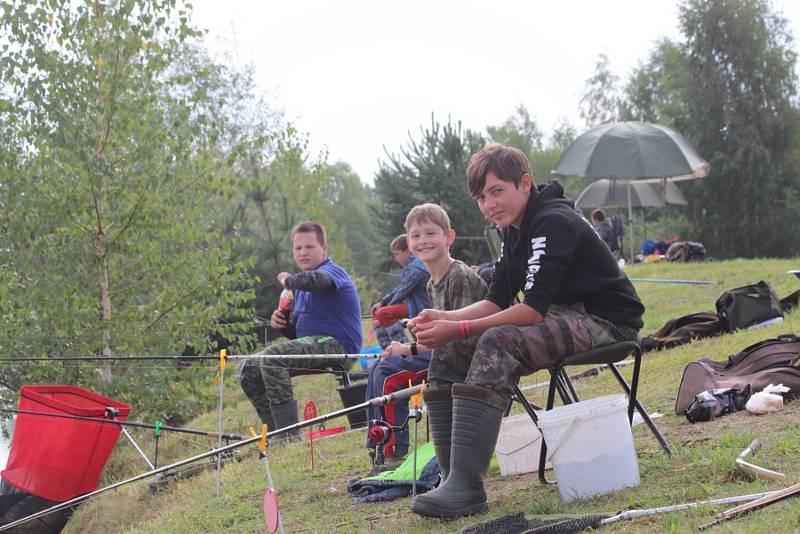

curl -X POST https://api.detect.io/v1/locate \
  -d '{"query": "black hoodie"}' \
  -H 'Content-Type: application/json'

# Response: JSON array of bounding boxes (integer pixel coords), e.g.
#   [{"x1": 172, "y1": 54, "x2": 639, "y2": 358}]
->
[{"x1": 485, "y1": 181, "x2": 644, "y2": 330}]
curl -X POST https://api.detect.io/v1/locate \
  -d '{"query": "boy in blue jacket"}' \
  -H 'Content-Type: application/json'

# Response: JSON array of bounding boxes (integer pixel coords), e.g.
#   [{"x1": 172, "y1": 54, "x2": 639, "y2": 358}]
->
[{"x1": 371, "y1": 234, "x2": 431, "y2": 348}]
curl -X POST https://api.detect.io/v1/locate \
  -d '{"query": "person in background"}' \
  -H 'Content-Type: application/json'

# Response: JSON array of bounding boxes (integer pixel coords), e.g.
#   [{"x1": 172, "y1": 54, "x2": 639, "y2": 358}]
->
[
  {"x1": 470, "y1": 262, "x2": 494, "y2": 287},
  {"x1": 237, "y1": 221, "x2": 362, "y2": 440},
  {"x1": 371, "y1": 234, "x2": 431, "y2": 348},
  {"x1": 591, "y1": 208, "x2": 619, "y2": 254}
]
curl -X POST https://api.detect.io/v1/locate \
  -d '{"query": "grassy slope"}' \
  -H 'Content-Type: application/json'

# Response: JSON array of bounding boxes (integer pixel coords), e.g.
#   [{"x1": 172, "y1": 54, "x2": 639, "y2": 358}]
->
[{"x1": 66, "y1": 258, "x2": 800, "y2": 533}]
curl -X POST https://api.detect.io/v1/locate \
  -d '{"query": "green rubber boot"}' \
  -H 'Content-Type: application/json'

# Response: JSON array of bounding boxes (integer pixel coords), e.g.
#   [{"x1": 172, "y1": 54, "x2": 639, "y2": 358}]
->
[
  {"x1": 423, "y1": 386, "x2": 453, "y2": 484},
  {"x1": 255, "y1": 404, "x2": 277, "y2": 433},
  {"x1": 411, "y1": 384, "x2": 506, "y2": 518},
  {"x1": 270, "y1": 399, "x2": 300, "y2": 442}
]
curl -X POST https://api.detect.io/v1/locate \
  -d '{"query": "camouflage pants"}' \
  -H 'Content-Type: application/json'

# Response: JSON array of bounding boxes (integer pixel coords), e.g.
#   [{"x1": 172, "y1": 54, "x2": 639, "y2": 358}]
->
[
  {"x1": 237, "y1": 336, "x2": 352, "y2": 419},
  {"x1": 427, "y1": 304, "x2": 637, "y2": 396}
]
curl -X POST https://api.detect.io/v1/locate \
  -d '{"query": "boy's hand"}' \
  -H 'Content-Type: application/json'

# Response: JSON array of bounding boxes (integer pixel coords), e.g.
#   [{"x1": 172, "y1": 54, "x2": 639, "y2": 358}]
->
[
  {"x1": 270, "y1": 308, "x2": 288, "y2": 329},
  {"x1": 276, "y1": 272, "x2": 291, "y2": 287},
  {"x1": 409, "y1": 309, "x2": 446, "y2": 331},
  {"x1": 414, "y1": 320, "x2": 459, "y2": 348},
  {"x1": 380, "y1": 341, "x2": 408, "y2": 358}
]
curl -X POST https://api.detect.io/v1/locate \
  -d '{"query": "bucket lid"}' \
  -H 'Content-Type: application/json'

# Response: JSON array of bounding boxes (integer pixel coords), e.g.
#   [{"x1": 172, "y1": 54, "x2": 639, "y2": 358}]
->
[{"x1": 537, "y1": 394, "x2": 627, "y2": 429}]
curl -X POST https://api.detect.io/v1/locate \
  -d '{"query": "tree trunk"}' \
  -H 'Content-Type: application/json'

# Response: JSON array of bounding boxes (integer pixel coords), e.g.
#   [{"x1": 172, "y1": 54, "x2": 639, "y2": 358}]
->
[
  {"x1": 97, "y1": 221, "x2": 113, "y2": 382},
  {"x1": 94, "y1": 0, "x2": 113, "y2": 382}
]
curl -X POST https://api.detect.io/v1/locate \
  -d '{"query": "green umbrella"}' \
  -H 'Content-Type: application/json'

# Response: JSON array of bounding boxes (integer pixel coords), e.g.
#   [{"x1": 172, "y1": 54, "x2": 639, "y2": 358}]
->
[
  {"x1": 552, "y1": 122, "x2": 709, "y2": 180},
  {"x1": 553, "y1": 122, "x2": 709, "y2": 259},
  {"x1": 575, "y1": 179, "x2": 688, "y2": 209}
]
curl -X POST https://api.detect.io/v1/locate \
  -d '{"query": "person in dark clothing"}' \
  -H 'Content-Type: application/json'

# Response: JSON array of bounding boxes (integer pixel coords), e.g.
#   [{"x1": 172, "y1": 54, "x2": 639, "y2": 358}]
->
[
  {"x1": 591, "y1": 208, "x2": 619, "y2": 254},
  {"x1": 409, "y1": 143, "x2": 644, "y2": 519},
  {"x1": 470, "y1": 261, "x2": 494, "y2": 287}
]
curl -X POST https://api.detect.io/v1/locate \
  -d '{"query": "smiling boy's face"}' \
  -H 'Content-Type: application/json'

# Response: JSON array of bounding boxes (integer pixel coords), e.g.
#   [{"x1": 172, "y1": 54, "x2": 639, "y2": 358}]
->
[{"x1": 407, "y1": 219, "x2": 453, "y2": 265}]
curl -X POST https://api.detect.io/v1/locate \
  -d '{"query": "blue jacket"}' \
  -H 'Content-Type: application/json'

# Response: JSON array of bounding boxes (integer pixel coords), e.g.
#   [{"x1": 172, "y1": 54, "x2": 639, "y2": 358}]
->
[
  {"x1": 293, "y1": 259, "x2": 363, "y2": 353},
  {"x1": 380, "y1": 255, "x2": 431, "y2": 318}
]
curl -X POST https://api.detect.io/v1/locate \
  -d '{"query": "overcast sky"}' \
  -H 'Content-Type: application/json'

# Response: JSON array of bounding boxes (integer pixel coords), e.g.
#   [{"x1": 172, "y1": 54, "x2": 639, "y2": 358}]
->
[{"x1": 191, "y1": 0, "x2": 800, "y2": 184}]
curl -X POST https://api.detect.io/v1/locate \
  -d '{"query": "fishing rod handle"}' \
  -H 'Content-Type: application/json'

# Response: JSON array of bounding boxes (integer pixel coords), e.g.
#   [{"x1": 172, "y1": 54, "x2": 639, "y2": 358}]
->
[
  {"x1": 371, "y1": 384, "x2": 423, "y2": 405},
  {"x1": 745, "y1": 439, "x2": 762, "y2": 454},
  {"x1": 603, "y1": 491, "x2": 774, "y2": 524}
]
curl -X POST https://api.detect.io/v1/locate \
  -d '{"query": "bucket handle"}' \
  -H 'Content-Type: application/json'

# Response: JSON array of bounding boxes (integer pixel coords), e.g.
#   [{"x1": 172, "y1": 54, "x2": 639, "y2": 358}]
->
[{"x1": 544, "y1": 415, "x2": 584, "y2": 462}]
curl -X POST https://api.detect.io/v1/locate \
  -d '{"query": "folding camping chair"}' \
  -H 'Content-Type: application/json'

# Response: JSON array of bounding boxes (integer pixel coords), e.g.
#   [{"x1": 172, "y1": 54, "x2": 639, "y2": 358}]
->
[
  {"x1": 379, "y1": 319, "x2": 430, "y2": 456},
  {"x1": 483, "y1": 225, "x2": 672, "y2": 484},
  {"x1": 291, "y1": 363, "x2": 359, "y2": 387},
  {"x1": 515, "y1": 341, "x2": 672, "y2": 484},
  {"x1": 380, "y1": 368, "x2": 428, "y2": 458}
]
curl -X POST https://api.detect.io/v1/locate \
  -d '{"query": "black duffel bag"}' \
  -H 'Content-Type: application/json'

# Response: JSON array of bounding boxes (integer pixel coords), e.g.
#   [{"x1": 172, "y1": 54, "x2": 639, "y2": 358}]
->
[{"x1": 715, "y1": 280, "x2": 783, "y2": 333}]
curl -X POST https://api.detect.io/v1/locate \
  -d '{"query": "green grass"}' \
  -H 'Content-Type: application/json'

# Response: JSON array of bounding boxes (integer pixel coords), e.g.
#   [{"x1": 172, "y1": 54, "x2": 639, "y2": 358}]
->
[{"x1": 65, "y1": 258, "x2": 800, "y2": 533}]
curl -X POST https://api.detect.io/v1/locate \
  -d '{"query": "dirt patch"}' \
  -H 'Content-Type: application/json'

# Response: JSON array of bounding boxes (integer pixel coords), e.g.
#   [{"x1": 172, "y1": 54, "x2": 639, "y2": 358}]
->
[{"x1": 668, "y1": 399, "x2": 800, "y2": 447}]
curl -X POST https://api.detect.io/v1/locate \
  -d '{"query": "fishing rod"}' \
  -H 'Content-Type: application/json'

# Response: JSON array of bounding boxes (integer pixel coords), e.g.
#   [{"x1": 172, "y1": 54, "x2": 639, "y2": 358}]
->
[
  {"x1": 0, "y1": 384, "x2": 423, "y2": 532},
  {"x1": 0, "y1": 407, "x2": 248, "y2": 441},
  {"x1": 0, "y1": 353, "x2": 381, "y2": 363},
  {"x1": 629, "y1": 277, "x2": 716, "y2": 285}
]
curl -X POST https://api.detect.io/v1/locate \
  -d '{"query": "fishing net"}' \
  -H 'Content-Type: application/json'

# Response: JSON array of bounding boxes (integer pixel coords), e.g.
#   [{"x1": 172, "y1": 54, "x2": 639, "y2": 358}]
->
[
  {"x1": 460, "y1": 512, "x2": 530, "y2": 534},
  {"x1": 461, "y1": 512, "x2": 609, "y2": 534},
  {"x1": 521, "y1": 514, "x2": 608, "y2": 534}
]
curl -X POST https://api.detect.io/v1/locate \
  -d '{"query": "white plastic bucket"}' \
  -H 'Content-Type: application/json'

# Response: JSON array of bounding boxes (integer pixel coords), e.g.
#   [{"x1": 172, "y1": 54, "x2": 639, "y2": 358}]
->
[
  {"x1": 537, "y1": 394, "x2": 639, "y2": 502},
  {"x1": 494, "y1": 413, "x2": 550, "y2": 476}
]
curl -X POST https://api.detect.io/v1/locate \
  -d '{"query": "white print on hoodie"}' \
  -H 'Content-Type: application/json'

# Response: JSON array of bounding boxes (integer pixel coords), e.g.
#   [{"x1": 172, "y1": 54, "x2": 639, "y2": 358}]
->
[{"x1": 524, "y1": 236, "x2": 547, "y2": 291}]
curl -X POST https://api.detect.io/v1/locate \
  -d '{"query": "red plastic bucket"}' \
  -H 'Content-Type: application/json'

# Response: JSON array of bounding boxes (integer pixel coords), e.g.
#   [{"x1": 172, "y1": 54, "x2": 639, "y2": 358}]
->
[{"x1": 1, "y1": 385, "x2": 131, "y2": 501}]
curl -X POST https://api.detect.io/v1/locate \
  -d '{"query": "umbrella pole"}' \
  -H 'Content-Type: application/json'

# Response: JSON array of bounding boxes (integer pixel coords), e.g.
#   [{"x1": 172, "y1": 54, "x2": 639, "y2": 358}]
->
[
  {"x1": 627, "y1": 182, "x2": 634, "y2": 262},
  {"x1": 642, "y1": 208, "x2": 646, "y2": 240},
  {"x1": 662, "y1": 177, "x2": 669, "y2": 238}
]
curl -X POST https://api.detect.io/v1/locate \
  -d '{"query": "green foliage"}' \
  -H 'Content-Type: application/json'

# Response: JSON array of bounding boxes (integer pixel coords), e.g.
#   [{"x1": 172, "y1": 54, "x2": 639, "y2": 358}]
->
[
  {"x1": 584, "y1": 3, "x2": 800, "y2": 258},
  {"x1": 322, "y1": 161, "x2": 381, "y2": 279},
  {"x1": 322, "y1": 161, "x2": 383, "y2": 305},
  {"x1": 223, "y1": 129, "x2": 374, "y2": 326},
  {"x1": 487, "y1": 104, "x2": 544, "y2": 155},
  {"x1": 677, "y1": 0, "x2": 799, "y2": 258},
  {"x1": 579, "y1": 53, "x2": 622, "y2": 127},
  {"x1": 373, "y1": 116, "x2": 490, "y2": 266},
  {"x1": 486, "y1": 106, "x2": 582, "y2": 200},
  {"x1": 620, "y1": 39, "x2": 691, "y2": 128},
  {"x1": 548, "y1": 117, "x2": 578, "y2": 152},
  {"x1": 0, "y1": 0, "x2": 263, "y2": 417}
]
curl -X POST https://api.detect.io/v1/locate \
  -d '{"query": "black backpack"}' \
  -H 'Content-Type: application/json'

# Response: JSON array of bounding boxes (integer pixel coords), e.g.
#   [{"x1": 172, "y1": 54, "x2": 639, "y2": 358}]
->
[
  {"x1": 665, "y1": 240, "x2": 707, "y2": 262},
  {"x1": 715, "y1": 280, "x2": 783, "y2": 333},
  {"x1": 685, "y1": 241, "x2": 707, "y2": 261}
]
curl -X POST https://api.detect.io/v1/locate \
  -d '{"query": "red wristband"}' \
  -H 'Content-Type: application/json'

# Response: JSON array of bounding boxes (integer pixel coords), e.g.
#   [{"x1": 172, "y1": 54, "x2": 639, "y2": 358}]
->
[{"x1": 459, "y1": 320, "x2": 472, "y2": 339}]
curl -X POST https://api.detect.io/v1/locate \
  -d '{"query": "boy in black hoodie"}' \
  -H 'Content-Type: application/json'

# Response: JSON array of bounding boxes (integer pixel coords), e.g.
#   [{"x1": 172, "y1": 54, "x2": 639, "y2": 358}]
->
[{"x1": 410, "y1": 143, "x2": 644, "y2": 519}]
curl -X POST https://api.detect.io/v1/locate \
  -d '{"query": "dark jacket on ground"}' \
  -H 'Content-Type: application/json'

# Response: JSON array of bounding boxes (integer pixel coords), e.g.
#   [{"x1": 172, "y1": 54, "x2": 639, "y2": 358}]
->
[{"x1": 485, "y1": 181, "x2": 644, "y2": 330}]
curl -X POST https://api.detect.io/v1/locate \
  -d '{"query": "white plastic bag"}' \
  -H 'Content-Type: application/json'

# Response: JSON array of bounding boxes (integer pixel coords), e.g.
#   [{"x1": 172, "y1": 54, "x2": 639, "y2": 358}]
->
[{"x1": 745, "y1": 383, "x2": 789, "y2": 415}]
